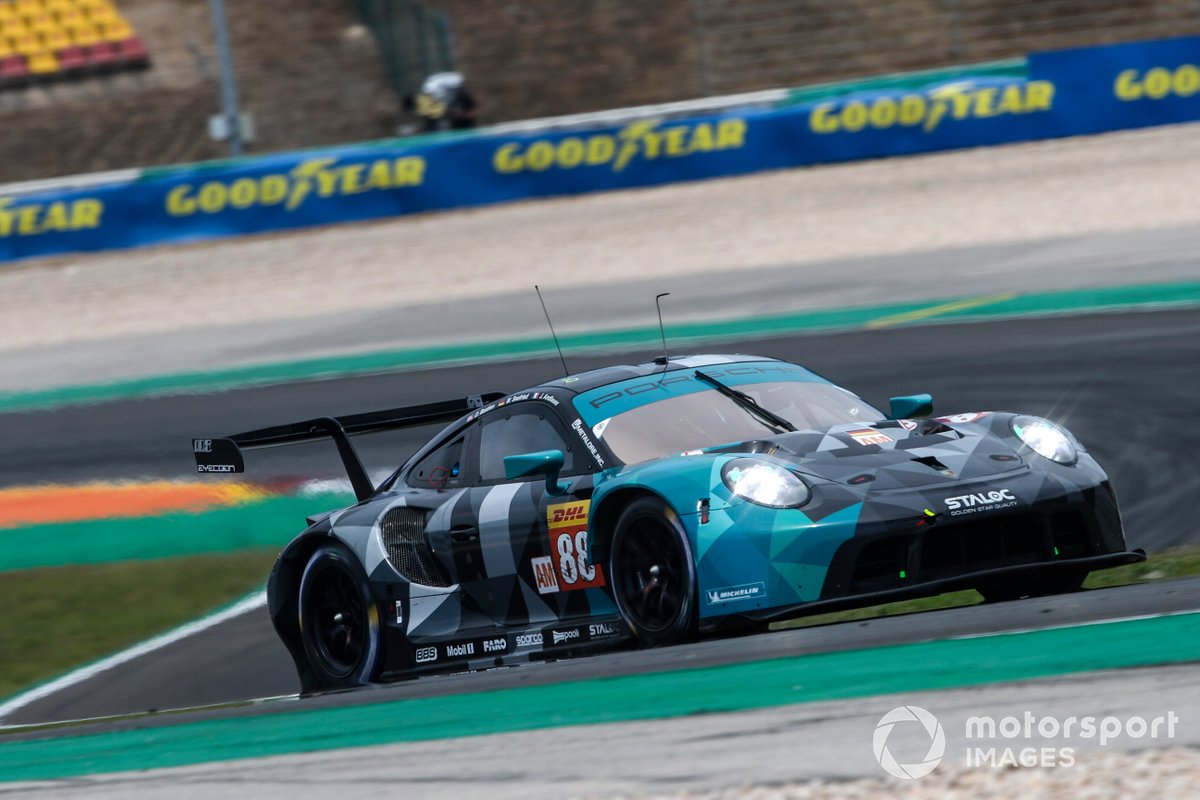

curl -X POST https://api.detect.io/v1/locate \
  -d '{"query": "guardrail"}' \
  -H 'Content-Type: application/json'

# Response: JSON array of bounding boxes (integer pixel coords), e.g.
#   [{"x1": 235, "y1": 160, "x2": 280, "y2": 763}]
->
[{"x1": 1, "y1": 36, "x2": 1197, "y2": 264}]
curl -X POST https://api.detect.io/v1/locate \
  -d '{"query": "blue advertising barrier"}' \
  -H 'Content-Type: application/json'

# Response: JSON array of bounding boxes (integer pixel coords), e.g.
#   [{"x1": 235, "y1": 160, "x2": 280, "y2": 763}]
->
[{"x1": 2, "y1": 35, "x2": 1198, "y2": 264}]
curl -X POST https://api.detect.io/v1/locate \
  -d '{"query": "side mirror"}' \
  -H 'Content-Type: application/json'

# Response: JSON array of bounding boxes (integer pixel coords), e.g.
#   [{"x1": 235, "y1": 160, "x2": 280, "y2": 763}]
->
[
  {"x1": 504, "y1": 449, "x2": 569, "y2": 496},
  {"x1": 889, "y1": 393, "x2": 933, "y2": 420}
]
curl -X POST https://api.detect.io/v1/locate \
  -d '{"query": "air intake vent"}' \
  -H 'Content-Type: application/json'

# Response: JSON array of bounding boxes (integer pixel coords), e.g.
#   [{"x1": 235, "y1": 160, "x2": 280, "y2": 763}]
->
[{"x1": 381, "y1": 507, "x2": 451, "y2": 587}]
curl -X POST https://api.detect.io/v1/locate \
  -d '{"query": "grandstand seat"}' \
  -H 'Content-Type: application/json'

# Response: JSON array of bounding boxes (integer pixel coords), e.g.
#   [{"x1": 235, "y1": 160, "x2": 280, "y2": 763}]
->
[
  {"x1": 97, "y1": 15, "x2": 128, "y2": 41},
  {"x1": 41, "y1": 26, "x2": 68, "y2": 50},
  {"x1": 114, "y1": 33, "x2": 143, "y2": 65},
  {"x1": 0, "y1": 0, "x2": 149, "y2": 90},
  {"x1": 70, "y1": 23, "x2": 97, "y2": 47},
  {"x1": 12, "y1": 31, "x2": 39, "y2": 56},
  {"x1": 56, "y1": 41, "x2": 84, "y2": 70},
  {"x1": 27, "y1": 47, "x2": 55, "y2": 73},
  {"x1": 0, "y1": 53, "x2": 28, "y2": 84},
  {"x1": 85, "y1": 38, "x2": 114, "y2": 69}
]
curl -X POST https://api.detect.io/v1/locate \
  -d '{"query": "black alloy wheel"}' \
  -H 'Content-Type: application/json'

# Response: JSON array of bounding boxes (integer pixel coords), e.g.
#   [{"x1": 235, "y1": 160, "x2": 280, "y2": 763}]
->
[
  {"x1": 609, "y1": 496, "x2": 698, "y2": 646},
  {"x1": 298, "y1": 543, "x2": 379, "y2": 688}
]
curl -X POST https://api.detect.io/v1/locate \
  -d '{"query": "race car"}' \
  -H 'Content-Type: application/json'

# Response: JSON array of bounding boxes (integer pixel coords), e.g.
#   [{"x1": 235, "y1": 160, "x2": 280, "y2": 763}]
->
[{"x1": 193, "y1": 354, "x2": 1144, "y2": 692}]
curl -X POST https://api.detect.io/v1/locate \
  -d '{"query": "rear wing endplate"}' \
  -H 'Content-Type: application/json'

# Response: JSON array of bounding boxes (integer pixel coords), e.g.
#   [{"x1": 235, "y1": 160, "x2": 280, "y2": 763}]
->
[{"x1": 193, "y1": 393, "x2": 503, "y2": 501}]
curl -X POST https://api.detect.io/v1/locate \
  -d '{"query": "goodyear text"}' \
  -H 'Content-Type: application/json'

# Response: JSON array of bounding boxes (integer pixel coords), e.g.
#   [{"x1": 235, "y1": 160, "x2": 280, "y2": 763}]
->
[
  {"x1": 165, "y1": 156, "x2": 426, "y2": 217},
  {"x1": 493, "y1": 118, "x2": 748, "y2": 174},
  {"x1": 809, "y1": 81, "x2": 1055, "y2": 135},
  {"x1": 0, "y1": 197, "x2": 104, "y2": 238},
  {"x1": 1114, "y1": 64, "x2": 1200, "y2": 101}
]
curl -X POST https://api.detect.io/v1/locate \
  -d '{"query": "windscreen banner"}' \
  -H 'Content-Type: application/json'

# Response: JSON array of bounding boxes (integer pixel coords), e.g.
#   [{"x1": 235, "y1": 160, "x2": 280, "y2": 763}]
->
[{"x1": 2, "y1": 35, "x2": 1197, "y2": 264}]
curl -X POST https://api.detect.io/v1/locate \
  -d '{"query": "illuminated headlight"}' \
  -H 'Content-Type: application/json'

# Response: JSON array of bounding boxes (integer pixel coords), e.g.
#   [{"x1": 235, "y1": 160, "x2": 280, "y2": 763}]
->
[
  {"x1": 722, "y1": 458, "x2": 811, "y2": 508},
  {"x1": 1011, "y1": 416, "x2": 1078, "y2": 465}
]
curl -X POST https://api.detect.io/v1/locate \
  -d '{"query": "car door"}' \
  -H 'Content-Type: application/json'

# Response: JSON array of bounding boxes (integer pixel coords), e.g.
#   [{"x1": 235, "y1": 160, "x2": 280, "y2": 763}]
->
[{"x1": 456, "y1": 400, "x2": 607, "y2": 627}]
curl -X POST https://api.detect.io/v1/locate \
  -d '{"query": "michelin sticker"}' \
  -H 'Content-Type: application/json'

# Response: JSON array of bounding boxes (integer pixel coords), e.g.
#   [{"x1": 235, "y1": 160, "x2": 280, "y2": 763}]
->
[{"x1": 705, "y1": 582, "x2": 766, "y2": 605}]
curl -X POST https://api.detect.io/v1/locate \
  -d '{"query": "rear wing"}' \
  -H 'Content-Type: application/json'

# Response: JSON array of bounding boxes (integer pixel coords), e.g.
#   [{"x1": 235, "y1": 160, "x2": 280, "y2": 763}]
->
[{"x1": 192, "y1": 393, "x2": 504, "y2": 501}]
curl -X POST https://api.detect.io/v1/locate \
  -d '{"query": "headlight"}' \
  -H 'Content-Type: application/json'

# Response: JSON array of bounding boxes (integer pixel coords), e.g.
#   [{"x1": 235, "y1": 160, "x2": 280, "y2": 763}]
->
[
  {"x1": 1011, "y1": 416, "x2": 1078, "y2": 465},
  {"x1": 722, "y1": 458, "x2": 811, "y2": 508}
]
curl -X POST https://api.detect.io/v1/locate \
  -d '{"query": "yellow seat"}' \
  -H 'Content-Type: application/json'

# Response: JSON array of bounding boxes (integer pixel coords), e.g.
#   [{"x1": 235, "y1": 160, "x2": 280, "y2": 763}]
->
[
  {"x1": 0, "y1": 38, "x2": 12, "y2": 59},
  {"x1": 0, "y1": 6, "x2": 18, "y2": 26},
  {"x1": 27, "y1": 47, "x2": 58, "y2": 73},
  {"x1": 57, "y1": 9, "x2": 83, "y2": 29},
  {"x1": 68, "y1": 22, "x2": 95, "y2": 46},
  {"x1": 25, "y1": 10, "x2": 55, "y2": 34},
  {"x1": 12, "y1": 31, "x2": 40, "y2": 55},
  {"x1": 98, "y1": 15, "x2": 128, "y2": 41},
  {"x1": 40, "y1": 25, "x2": 66, "y2": 50},
  {"x1": 13, "y1": 0, "x2": 43, "y2": 15}
]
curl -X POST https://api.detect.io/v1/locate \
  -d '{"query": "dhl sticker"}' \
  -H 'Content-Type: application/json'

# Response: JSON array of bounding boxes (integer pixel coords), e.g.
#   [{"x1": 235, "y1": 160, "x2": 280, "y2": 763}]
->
[{"x1": 548, "y1": 499, "x2": 590, "y2": 529}]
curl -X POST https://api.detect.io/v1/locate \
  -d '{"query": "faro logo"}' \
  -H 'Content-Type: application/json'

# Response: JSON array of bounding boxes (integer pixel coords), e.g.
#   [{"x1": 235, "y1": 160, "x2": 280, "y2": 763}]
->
[{"x1": 873, "y1": 705, "x2": 946, "y2": 779}]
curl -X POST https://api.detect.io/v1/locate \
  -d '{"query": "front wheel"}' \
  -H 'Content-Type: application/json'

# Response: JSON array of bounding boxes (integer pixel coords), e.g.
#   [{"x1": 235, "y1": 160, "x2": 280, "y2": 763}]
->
[
  {"x1": 298, "y1": 542, "x2": 381, "y2": 691},
  {"x1": 608, "y1": 497, "x2": 698, "y2": 647}
]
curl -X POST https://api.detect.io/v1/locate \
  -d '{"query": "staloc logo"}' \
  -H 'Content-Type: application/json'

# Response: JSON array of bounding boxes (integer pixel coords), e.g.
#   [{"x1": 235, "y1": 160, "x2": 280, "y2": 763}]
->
[
  {"x1": 588, "y1": 622, "x2": 621, "y2": 640},
  {"x1": 944, "y1": 489, "x2": 1016, "y2": 511}
]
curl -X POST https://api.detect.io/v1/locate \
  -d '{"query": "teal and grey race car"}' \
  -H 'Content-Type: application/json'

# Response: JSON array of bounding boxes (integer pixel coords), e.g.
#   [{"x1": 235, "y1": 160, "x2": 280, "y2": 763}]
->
[{"x1": 193, "y1": 354, "x2": 1144, "y2": 692}]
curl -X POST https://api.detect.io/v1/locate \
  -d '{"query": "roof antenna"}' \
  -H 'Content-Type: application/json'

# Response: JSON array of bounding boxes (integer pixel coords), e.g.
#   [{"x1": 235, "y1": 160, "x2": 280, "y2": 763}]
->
[
  {"x1": 654, "y1": 292, "x2": 671, "y2": 366},
  {"x1": 535, "y1": 285, "x2": 570, "y2": 377}
]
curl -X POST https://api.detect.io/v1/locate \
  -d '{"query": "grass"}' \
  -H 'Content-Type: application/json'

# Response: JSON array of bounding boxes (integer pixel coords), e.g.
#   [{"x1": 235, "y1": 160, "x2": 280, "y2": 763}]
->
[
  {"x1": 0, "y1": 550, "x2": 279, "y2": 701},
  {"x1": 772, "y1": 545, "x2": 1200, "y2": 632}
]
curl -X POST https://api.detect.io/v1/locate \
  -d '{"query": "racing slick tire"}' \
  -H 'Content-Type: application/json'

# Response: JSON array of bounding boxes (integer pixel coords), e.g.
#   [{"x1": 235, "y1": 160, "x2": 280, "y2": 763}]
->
[
  {"x1": 298, "y1": 542, "x2": 382, "y2": 690},
  {"x1": 977, "y1": 571, "x2": 1087, "y2": 603},
  {"x1": 608, "y1": 496, "x2": 698, "y2": 647}
]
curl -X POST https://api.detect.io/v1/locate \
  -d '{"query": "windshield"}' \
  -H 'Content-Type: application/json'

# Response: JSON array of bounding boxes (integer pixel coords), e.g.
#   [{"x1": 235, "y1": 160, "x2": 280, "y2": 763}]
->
[{"x1": 583, "y1": 379, "x2": 884, "y2": 465}]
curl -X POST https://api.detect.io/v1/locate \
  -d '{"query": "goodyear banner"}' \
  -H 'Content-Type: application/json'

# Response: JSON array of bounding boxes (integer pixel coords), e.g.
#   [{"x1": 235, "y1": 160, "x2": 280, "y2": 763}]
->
[{"x1": 2, "y1": 35, "x2": 1198, "y2": 263}]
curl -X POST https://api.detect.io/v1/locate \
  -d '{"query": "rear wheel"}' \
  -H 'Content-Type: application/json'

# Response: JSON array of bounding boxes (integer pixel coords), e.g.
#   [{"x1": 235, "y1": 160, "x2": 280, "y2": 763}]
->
[
  {"x1": 608, "y1": 497, "x2": 698, "y2": 647},
  {"x1": 298, "y1": 543, "x2": 381, "y2": 690},
  {"x1": 978, "y1": 571, "x2": 1086, "y2": 603}
]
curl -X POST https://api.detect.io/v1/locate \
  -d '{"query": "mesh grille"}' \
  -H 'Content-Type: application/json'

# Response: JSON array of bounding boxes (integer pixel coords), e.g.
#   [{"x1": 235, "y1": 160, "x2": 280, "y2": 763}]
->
[{"x1": 381, "y1": 507, "x2": 451, "y2": 587}]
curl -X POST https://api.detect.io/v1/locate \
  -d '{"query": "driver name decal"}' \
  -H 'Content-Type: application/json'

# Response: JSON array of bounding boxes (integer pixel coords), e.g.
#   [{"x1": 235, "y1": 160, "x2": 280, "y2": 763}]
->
[{"x1": 545, "y1": 499, "x2": 606, "y2": 591}]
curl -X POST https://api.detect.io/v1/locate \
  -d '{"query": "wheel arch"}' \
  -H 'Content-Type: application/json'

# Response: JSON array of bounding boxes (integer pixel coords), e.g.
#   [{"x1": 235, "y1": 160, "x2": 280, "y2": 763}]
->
[
  {"x1": 590, "y1": 486, "x2": 678, "y2": 563},
  {"x1": 268, "y1": 532, "x2": 341, "y2": 694}
]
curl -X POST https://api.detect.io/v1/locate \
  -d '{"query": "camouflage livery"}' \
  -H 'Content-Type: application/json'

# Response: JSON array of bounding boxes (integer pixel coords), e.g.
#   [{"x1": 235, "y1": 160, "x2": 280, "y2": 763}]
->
[{"x1": 238, "y1": 355, "x2": 1142, "y2": 692}]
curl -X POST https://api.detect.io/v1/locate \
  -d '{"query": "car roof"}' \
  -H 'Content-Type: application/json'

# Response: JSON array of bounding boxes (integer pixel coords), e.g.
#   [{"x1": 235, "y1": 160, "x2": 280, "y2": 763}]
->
[{"x1": 528, "y1": 353, "x2": 783, "y2": 397}]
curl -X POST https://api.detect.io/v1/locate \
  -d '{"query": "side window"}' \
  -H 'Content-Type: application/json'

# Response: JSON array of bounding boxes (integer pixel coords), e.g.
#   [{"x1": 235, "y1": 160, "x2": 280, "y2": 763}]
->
[
  {"x1": 409, "y1": 436, "x2": 466, "y2": 488},
  {"x1": 477, "y1": 411, "x2": 576, "y2": 482}
]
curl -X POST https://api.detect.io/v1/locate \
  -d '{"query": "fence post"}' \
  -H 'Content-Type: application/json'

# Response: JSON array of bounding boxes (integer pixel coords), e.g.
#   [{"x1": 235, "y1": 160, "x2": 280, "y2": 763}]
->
[
  {"x1": 945, "y1": 0, "x2": 962, "y2": 63},
  {"x1": 690, "y1": 0, "x2": 714, "y2": 97}
]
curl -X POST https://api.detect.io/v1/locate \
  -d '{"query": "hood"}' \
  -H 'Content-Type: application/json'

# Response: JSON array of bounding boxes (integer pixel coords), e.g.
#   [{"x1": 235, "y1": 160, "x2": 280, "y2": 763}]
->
[{"x1": 711, "y1": 416, "x2": 1026, "y2": 490}]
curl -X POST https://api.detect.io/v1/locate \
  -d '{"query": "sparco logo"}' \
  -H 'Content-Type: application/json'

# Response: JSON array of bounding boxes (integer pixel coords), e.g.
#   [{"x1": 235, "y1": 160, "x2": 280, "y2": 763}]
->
[
  {"x1": 445, "y1": 642, "x2": 475, "y2": 658},
  {"x1": 414, "y1": 647, "x2": 437, "y2": 664},
  {"x1": 944, "y1": 489, "x2": 1016, "y2": 510},
  {"x1": 482, "y1": 637, "x2": 506, "y2": 653},
  {"x1": 552, "y1": 629, "x2": 581, "y2": 644},
  {"x1": 515, "y1": 632, "x2": 543, "y2": 647}
]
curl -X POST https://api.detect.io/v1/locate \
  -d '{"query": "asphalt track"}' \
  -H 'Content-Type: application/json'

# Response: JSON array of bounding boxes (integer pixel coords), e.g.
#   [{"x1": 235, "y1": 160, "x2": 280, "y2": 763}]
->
[{"x1": 2, "y1": 306, "x2": 1199, "y2": 727}]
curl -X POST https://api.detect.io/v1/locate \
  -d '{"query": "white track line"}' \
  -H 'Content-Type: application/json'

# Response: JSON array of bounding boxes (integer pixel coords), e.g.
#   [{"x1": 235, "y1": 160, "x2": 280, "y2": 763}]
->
[{"x1": 0, "y1": 590, "x2": 267, "y2": 724}]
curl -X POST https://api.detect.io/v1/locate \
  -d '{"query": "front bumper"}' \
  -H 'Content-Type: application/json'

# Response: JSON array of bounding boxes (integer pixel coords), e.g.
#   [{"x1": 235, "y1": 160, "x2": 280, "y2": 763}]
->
[{"x1": 703, "y1": 548, "x2": 1145, "y2": 631}]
